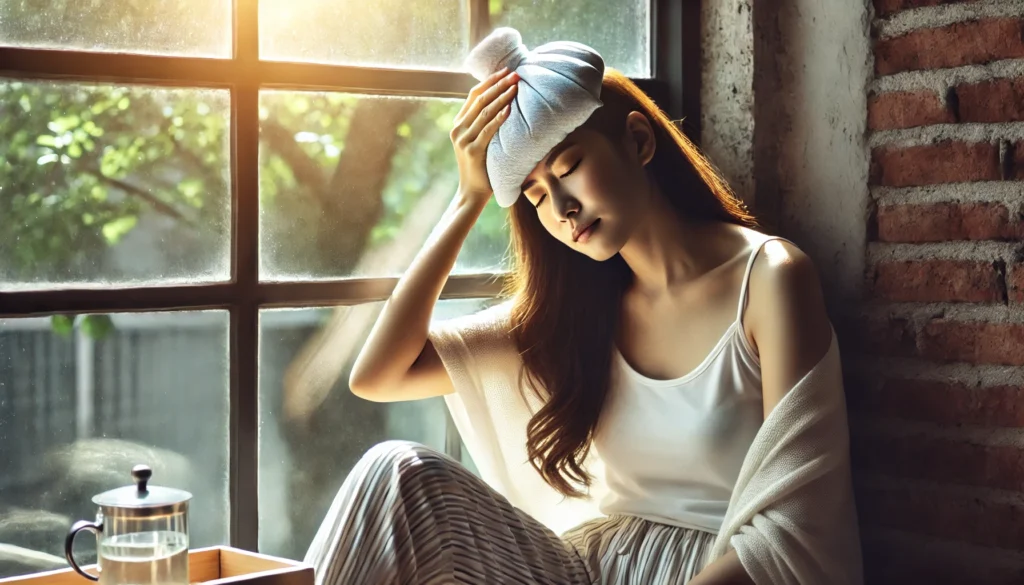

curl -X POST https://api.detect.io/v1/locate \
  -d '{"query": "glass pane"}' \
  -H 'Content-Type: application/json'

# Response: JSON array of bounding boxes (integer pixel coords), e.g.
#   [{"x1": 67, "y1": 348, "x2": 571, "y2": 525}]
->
[
  {"x1": 258, "y1": 298, "x2": 491, "y2": 560},
  {"x1": 0, "y1": 0, "x2": 231, "y2": 57},
  {"x1": 259, "y1": 0, "x2": 466, "y2": 69},
  {"x1": 259, "y1": 92, "x2": 508, "y2": 281},
  {"x1": 0, "y1": 80, "x2": 231, "y2": 291},
  {"x1": 491, "y1": 0, "x2": 651, "y2": 78},
  {"x1": 0, "y1": 312, "x2": 229, "y2": 579}
]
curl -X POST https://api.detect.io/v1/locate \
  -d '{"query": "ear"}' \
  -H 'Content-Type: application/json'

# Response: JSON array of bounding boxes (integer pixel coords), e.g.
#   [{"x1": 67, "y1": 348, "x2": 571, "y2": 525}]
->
[{"x1": 624, "y1": 111, "x2": 656, "y2": 167}]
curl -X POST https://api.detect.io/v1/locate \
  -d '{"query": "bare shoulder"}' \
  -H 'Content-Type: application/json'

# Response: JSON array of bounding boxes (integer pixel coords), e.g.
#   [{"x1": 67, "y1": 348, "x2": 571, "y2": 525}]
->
[
  {"x1": 755, "y1": 239, "x2": 822, "y2": 295},
  {"x1": 732, "y1": 227, "x2": 824, "y2": 303},
  {"x1": 745, "y1": 236, "x2": 832, "y2": 415}
]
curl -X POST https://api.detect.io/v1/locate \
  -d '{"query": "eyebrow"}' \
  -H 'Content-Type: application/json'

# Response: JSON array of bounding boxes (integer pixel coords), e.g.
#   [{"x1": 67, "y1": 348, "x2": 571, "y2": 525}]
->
[{"x1": 520, "y1": 140, "x2": 576, "y2": 195}]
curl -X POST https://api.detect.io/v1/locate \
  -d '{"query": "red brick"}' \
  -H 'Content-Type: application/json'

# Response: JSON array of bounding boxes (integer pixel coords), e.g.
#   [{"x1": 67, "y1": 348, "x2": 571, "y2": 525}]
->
[
  {"x1": 956, "y1": 77, "x2": 1024, "y2": 123},
  {"x1": 1012, "y1": 263, "x2": 1024, "y2": 303},
  {"x1": 851, "y1": 378, "x2": 1024, "y2": 426},
  {"x1": 853, "y1": 433, "x2": 1024, "y2": 490},
  {"x1": 868, "y1": 90, "x2": 954, "y2": 130},
  {"x1": 873, "y1": 0, "x2": 981, "y2": 18},
  {"x1": 861, "y1": 530, "x2": 1024, "y2": 585},
  {"x1": 853, "y1": 317, "x2": 918, "y2": 357},
  {"x1": 875, "y1": 202, "x2": 1021, "y2": 242},
  {"x1": 920, "y1": 319, "x2": 1024, "y2": 365},
  {"x1": 1014, "y1": 141, "x2": 1024, "y2": 181},
  {"x1": 871, "y1": 260, "x2": 1003, "y2": 302},
  {"x1": 876, "y1": 19, "x2": 1024, "y2": 76},
  {"x1": 870, "y1": 141, "x2": 1000, "y2": 187},
  {"x1": 858, "y1": 485, "x2": 1024, "y2": 548}
]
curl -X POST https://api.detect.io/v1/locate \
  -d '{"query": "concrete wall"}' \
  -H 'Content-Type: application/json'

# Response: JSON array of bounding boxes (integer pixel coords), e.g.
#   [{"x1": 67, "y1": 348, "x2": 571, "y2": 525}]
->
[
  {"x1": 756, "y1": 0, "x2": 873, "y2": 309},
  {"x1": 703, "y1": 0, "x2": 872, "y2": 309},
  {"x1": 700, "y1": 0, "x2": 754, "y2": 204}
]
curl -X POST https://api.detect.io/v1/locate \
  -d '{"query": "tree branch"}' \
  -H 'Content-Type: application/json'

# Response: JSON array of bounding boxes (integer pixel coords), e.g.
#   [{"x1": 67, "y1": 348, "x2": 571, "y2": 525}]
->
[
  {"x1": 86, "y1": 170, "x2": 194, "y2": 226},
  {"x1": 322, "y1": 99, "x2": 422, "y2": 273},
  {"x1": 261, "y1": 119, "x2": 328, "y2": 197}
]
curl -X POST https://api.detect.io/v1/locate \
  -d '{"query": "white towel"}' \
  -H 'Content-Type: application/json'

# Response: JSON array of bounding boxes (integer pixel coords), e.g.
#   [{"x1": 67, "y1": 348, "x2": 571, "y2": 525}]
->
[{"x1": 464, "y1": 28, "x2": 605, "y2": 208}]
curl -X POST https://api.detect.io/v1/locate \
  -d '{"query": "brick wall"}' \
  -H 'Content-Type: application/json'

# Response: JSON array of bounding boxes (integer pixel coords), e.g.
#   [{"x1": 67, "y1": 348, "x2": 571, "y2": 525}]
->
[{"x1": 853, "y1": 1, "x2": 1024, "y2": 583}]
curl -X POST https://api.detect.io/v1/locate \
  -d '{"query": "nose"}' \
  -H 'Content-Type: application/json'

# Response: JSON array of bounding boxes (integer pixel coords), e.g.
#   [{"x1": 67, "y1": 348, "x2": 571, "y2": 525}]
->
[{"x1": 550, "y1": 186, "x2": 581, "y2": 223}]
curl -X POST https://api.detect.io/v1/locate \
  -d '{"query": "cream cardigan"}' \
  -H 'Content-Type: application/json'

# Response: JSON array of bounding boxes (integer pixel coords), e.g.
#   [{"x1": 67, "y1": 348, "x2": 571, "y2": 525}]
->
[{"x1": 428, "y1": 302, "x2": 863, "y2": 585}]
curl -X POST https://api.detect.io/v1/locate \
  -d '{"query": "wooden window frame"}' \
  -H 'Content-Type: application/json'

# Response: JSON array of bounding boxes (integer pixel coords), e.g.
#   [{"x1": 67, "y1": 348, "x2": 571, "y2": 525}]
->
[{"x1": 0, "y1": 0, "x2": 700, "y2": 551}]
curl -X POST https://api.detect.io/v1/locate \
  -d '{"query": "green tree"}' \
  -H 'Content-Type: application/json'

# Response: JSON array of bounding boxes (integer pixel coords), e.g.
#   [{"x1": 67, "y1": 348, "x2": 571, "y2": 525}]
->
[
  {"x1": 0, "y1": 82, "x2": 231, "y2": 283},
  {"x1": 1, "y1": 0, "x2": 643, "y2": 290}
]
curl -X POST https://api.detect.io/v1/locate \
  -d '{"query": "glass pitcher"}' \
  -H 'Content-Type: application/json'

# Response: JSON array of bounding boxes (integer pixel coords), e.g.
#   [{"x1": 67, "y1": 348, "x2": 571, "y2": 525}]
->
[{"x1": 65, "y1": 464, "x2": 192, "y2": 585}]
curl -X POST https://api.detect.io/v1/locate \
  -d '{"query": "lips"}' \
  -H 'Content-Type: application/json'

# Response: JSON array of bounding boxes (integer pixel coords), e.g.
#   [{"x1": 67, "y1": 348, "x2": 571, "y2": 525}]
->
[{"x1": 572, "y1": 218, "x2": 600, "y2": 243}]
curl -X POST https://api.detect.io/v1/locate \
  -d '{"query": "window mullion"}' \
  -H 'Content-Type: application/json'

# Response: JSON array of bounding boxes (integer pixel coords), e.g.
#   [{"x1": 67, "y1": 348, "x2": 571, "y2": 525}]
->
[
  {"x1": 0, "y1": 276, "x2": 506, "y2": 318},
  {"x1": 229, "y1": 0, "x2": 261, "y2": 551},
  {"x1": 467, "y1": 0, "x2": 491, "y2": 48}
]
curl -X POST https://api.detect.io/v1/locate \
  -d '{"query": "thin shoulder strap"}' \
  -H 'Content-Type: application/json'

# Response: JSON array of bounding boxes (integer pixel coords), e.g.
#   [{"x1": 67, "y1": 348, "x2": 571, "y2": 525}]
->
[{"x1": 736, "y1": 236, "x2": 792, "y2": 323}]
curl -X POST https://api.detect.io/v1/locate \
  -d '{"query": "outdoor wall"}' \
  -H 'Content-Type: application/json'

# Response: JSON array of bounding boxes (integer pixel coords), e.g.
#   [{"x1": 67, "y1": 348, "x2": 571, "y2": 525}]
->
[
  {"x1": 854, "y1": 1, "x2": 1024, "y2": 582},
  {"x1": 703, "y1": 0, "x2": 1024, "y2": 582}
]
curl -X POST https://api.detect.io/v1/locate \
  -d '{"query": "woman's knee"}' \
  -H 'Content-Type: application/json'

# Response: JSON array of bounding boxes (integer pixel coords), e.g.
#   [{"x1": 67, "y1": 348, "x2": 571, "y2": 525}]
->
[
  {"x1": 358, "y1": 440, "x2": 454, "y2": 484},
  {"x1": 361, "y1": 440, "x2": 438, "y2": 464}
]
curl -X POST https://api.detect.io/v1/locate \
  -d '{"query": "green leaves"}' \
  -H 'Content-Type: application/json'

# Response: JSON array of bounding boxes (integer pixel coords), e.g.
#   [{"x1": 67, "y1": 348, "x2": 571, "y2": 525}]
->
[
  {"x1": 51, "y1": 314, "x2": 76, "y2": 337},
  {"x1": 101, "y1": 215, "x2": 138, "y2": 244},
  {"x1": 48, "y1": 314, "x2": 115, "y2": 340},
  {"x1": 81, "y1": 315, "x2": 115, "y2": 339},
  {"x1": 4, "y1": 75, "x2": 509, "y2": 284}
]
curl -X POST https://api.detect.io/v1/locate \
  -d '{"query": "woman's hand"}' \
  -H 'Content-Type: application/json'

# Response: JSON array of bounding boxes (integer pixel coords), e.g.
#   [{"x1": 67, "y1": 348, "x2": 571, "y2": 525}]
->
[{"x1": 450, "y1": 67, "x2": 520, "y2": 205}]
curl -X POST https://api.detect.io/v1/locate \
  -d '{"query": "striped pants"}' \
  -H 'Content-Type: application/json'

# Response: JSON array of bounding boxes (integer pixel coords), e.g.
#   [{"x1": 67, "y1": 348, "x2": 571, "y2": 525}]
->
[{"x1": 304, "y1": 441, "x2": 714, "y2": 585}]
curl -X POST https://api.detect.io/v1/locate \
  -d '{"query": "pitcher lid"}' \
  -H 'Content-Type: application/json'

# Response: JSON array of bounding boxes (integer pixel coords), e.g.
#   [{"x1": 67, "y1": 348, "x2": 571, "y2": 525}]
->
[{"x1": 93, "y1": 464, "x2": 193, "y2": 508}]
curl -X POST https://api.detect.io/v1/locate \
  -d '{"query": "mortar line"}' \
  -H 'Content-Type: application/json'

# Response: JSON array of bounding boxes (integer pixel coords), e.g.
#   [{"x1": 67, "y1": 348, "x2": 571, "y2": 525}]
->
[
  {"x1": 870, "y1": 121, "x2": 1024, "y2": 147},
  {"x1": 871, "y1": 58, "x2": 1024, "y2": 93},
  {"x1": 876, "y1": 0, "x2": 1024, "y2": 40}
]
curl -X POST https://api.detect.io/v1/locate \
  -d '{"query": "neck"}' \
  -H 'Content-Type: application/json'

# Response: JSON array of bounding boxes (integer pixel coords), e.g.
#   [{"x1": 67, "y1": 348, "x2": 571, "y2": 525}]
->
[{"x1": 618, "y1": 186, "x2": 730, "y2": 294}]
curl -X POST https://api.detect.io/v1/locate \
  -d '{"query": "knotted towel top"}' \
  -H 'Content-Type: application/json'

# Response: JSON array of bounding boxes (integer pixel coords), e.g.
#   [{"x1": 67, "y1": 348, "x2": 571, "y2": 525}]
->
[{"x1": 464, "y1": 28, "x2": 605, "y2": 207}]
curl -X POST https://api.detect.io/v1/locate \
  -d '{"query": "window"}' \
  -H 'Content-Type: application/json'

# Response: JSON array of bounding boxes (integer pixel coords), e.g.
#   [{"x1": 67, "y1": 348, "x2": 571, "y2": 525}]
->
[{"x1": 1, "y1": 0, "x2": 687, "y2": 575}]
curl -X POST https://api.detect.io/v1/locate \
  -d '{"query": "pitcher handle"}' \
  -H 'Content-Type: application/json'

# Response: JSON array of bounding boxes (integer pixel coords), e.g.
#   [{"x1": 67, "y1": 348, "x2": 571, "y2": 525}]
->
[{"x1": 65, "y1": 519, "x2": 102, "y2": 582}]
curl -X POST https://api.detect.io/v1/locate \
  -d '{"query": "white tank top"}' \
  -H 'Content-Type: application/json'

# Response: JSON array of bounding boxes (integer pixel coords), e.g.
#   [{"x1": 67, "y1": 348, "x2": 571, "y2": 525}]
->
[{"x1": 593, "y1": 236, "x2": 787, "y2": 534}]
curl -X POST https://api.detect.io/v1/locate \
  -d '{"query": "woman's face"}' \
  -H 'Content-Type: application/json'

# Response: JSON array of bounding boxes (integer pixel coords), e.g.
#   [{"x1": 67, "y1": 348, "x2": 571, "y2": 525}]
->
[{"x1": 518, "y1": 113, "x2": 655, "y2": 261}]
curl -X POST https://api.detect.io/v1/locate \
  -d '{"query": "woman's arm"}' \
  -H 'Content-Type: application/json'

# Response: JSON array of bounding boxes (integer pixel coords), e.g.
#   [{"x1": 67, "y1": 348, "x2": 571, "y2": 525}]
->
[
  {"x1": 348, "y1": 67, "x2": 520, "y2": 402},
  {"x1": 686, "y1": 549, "x2": 754, "y2": 585},
  {"x1": 747, "y1": 239, "x2": 832, "y2": 418},
  {"x1": 348, "y1": 195, "x2": 487, "y2": 402},
  {"x1": 690, "y1": 238, "x2": 832, "y2": 585}
]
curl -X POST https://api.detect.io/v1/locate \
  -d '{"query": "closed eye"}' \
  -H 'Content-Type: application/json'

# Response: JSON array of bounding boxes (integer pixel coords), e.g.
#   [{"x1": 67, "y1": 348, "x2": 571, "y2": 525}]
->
[
  {"x1": 559, "y1": 158, "x2": 581, "y2": 178},
  {"x1": 534, "y1": 158, "x2": 579, "y2": 208}
]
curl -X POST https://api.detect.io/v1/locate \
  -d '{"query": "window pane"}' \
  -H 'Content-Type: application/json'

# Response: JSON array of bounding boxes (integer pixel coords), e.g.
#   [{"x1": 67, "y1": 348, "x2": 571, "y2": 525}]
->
[
  {"x1": 0, "y1": 0, "x2": 231, "y2": 57},
  {"x1": 259, "y1": 0, "x2": 466, "y2": 69},
  {"x1": 492, "y1": 0, "x2": 651, "y2": 78},
  {"x1": 259, "y1": 92, "x2": 508, "y2": 281},
  {"x1": 258, "y1": 299, "x2": 491, "y2": 560},
  {"x1": 257, "y1": 1, "x2": 649, "y2": 75},
  {"x1": 0, "y1": 312, "x2": 229, "y2": 579},
  {"x1": 0, "y1": 80, "x2": 231, "y2": 291}
]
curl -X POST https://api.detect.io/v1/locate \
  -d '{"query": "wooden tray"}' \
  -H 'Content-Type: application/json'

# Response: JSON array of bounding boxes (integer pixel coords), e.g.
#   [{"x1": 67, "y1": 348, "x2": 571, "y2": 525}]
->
[{"x1": 0, "y1": 546, "x2": 313, "y2": 585}]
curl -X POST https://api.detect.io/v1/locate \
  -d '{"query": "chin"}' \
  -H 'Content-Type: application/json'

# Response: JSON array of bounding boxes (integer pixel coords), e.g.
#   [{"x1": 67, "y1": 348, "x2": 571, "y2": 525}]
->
[
  {"x1": 585, "y1": 246, "x2": 619, "y2": 262},
  {"x1": 577, "y1": 238, "x2": 622, "y2": 262}
]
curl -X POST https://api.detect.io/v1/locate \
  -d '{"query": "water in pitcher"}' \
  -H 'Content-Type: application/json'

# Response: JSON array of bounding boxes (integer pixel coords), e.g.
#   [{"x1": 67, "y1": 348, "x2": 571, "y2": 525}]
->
[{"x1": 99, "y1": 531, "x2": 189, "y2": 585}]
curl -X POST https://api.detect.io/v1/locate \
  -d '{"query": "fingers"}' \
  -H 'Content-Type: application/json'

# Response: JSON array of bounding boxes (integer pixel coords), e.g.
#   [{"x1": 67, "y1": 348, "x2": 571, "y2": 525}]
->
[
  {"x1": 464, "y1": 81, "x2": 517, "y2": 140},
  {"x1": 455, "y1": 68, "x2": 507, "y2": 121},
  {"x1": 476, "y1": 103, "x2": 511, "y2": 148},
  {"x1": 455, "y1": 69, "x2": 520, "y2": 128}
]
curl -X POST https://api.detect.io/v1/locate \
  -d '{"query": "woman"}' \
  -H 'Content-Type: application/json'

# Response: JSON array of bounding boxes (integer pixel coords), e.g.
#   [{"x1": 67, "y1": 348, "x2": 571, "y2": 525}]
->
[{"x1": 305, "y1": 28, "x2": 862, "y2": 585}]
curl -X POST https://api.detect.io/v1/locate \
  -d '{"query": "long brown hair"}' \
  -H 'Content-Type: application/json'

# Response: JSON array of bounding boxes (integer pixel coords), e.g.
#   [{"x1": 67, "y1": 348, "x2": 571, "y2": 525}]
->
[{"x1": 504, "y1": 68, "x2": 758, "y2": 497}]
